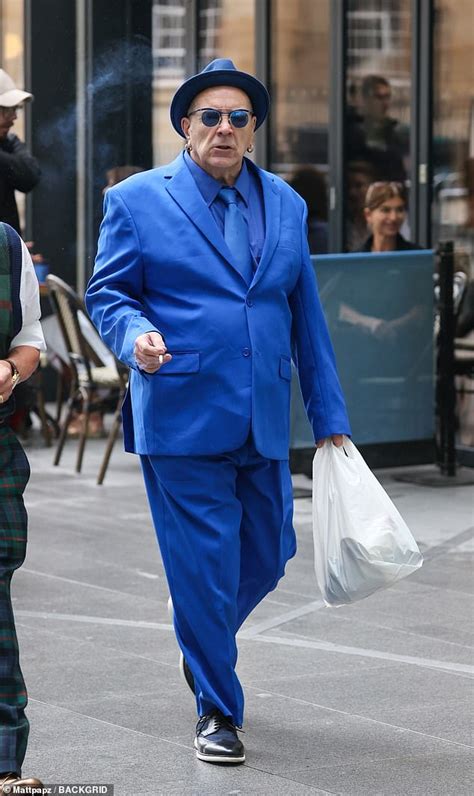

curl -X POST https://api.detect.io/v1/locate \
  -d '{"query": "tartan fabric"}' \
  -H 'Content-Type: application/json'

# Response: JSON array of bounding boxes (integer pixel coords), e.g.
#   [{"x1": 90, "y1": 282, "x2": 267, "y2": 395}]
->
[
  {"x1": 0, "y1": 425, "x2": 30, "y2": 774},
  {"x1": 0, "y1": 222, "x2": 23, "y2": 424},
  {"x1": 3, "y1": 223, "x2": 23, "y2": 342}
]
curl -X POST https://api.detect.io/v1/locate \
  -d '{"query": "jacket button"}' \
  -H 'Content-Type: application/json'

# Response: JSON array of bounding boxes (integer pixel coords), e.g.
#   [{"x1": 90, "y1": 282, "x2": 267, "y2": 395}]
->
[
  {"x1": 246, "y1": 298, "x2": 253, "y2": 307},
  {"x1": 242, "y1": 348, "x2": 251, "y2": 357}
]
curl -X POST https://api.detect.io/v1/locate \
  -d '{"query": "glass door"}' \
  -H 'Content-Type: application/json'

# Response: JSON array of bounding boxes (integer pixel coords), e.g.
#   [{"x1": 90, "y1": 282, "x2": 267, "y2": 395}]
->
[
  {"x1": 198, "y1": 0, "x2": 255, "y2": 74},
  {"x1": 432, "y1": 0, "x2": 474, "y2": 267},
  {"x1": 345, "y1": 0, "x2": 412, "y2": 251},
  {"x1": 152, "y1": 0, "x2": 187, "y2": 166},
  {"x1": 269, "y1": 0, "x2": 331, "y2": 254}
]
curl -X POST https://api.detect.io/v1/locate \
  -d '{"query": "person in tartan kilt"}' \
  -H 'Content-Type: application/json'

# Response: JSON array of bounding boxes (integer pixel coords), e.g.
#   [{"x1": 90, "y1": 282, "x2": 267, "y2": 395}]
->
[{"x1": 0, "y1": 221, "x2": 45, "y2": 793}]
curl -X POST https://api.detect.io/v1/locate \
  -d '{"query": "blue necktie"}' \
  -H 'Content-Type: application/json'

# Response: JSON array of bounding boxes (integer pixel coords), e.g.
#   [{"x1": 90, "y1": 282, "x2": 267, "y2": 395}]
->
[{"x1": 218, "y1": 187, "x2": 253, "y2": 285}]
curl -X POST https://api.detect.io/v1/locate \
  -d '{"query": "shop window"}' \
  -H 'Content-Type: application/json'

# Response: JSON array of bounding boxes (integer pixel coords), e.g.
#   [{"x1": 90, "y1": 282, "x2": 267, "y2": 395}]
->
[
  {"x1": 348, "y1": 11, "x2": 394, "y2": 62},
  {"x1": 432, "y1": 0, "x2": 474, "y2": 266},
  {"x1": 345, "y1": 0, "x2": 412, "y2": 251},
  {"x1": 270, "y1": 0, "x2": 331, "y2": 254},
  {"x1": 197, "y1": 0, "x2": 255, "y2": 76},
  {"x1": 198, "y1": 0, "x2": 223, "y2": 67},
  {"x1": 153, "y1": 1, "x2": 186, "y2": 76},
  {"x1": 152, "y1": 0, "x2": 187, "y2": 165},
  {"x1": 152, "y1": 0, "x2": 255, "y2": 168}
]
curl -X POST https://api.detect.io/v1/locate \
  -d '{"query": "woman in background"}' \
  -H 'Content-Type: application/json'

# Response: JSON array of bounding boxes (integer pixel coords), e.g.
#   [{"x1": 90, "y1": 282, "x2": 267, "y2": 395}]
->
[
  {"x1": 359, "y1": 181, "x2": 421, "y2": 252},
  {"x1": 338, "y1": 180, "x2": 426, "y2": 346}
]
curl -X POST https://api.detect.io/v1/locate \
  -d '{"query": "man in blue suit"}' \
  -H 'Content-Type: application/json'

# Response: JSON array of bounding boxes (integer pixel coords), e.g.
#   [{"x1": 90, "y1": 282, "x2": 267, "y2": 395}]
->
[{"x1": 86, "y1": 59, "x2": 350, "y2": 765}]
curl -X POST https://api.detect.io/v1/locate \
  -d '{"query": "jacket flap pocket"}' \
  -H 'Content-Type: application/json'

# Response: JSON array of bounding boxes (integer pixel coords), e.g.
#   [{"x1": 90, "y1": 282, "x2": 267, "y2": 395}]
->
[
  {"x1": 279, "y1": 356, "x2": 292, "y2": 381},
  {"x1": 159, "y1": 351, "x2": 200, "y2": 375}
]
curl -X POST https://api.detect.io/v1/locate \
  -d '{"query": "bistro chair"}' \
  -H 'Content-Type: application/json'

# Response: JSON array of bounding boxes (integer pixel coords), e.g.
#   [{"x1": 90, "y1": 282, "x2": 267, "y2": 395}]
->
[
  {"x1": 454, "y1": 332, "x2": 474, "y2": 449},
  {"x1": 46, "y1": 274, "x2": 128, "y2": 484},
  {"x1": 31, "y1": 353, "x2": 59, "y2": 446}
]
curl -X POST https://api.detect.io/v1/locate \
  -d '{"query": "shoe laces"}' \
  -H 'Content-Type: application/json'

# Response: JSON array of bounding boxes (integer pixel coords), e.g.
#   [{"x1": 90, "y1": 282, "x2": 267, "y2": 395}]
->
[{"x1": 196, "y1": 709, "x2": 244, "y2": 734}]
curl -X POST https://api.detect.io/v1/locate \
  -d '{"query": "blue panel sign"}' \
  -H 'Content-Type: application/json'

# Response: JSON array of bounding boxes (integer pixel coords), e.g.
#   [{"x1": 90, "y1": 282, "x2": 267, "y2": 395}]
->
[{"x1": 291, "y1": 250, "x2": 435, "y2": 446}]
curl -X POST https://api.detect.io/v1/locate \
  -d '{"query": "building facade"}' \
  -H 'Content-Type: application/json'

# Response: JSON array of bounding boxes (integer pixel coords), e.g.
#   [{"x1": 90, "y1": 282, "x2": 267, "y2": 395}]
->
[{"x1": 0, "y1": 0, "x2": 472, "y2": 287}]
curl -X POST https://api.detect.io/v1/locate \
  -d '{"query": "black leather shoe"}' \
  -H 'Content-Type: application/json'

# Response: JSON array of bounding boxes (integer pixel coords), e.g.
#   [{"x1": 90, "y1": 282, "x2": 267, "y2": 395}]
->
[
  {"x1": 194, "y1": 710, "x2": 245, "y2": 764},
  {"x1": 0, "y1": 772, "x2": 44, "y2": 793}
]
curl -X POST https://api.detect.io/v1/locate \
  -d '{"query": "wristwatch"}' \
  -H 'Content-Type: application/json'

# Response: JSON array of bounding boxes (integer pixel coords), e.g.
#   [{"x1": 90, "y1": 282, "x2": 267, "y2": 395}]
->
[{"x1": 6, "y1": 359, "x2": 20, "y2": 389}]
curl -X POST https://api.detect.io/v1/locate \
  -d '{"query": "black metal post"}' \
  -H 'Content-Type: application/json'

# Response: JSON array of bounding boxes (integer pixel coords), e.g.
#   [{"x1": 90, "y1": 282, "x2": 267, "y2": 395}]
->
[
  {"x1": 417, "y1": 0, "x2": 434, "y2": 247},
  {"x1": 410, "y1": 0, "x2": 434, "y2": 247},
  {"x1": 437, "y1": 240, "x2": 456, "y2": 476}
]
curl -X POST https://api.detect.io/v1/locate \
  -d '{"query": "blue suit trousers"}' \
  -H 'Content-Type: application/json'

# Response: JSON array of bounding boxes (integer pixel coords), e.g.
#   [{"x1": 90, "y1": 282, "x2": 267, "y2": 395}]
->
[{"x1": 140, "y1": 436, "x2": 296, "y2": 727}]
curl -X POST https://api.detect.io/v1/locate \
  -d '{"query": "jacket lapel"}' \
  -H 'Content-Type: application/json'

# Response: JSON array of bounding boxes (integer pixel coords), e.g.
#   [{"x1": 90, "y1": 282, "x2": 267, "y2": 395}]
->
[
  {"x1": 165, "y1": 157, "x2": 243, "y2": 280},
  {"x1": 250, "y1": 167, "x2": 281, "y2": 289},
  {"x1": 164, "y1": 155, "x2": 282, "y2": 288}
]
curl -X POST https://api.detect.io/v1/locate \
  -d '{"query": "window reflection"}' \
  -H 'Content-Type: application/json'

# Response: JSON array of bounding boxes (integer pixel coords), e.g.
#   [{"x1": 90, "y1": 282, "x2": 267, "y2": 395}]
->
[
  {"x1": 346, "y1": 160, "x2": 378, "y2": 252},
  {"x1": 198, "y1": 0, "x2": 223, "y2": 68},
  {"x1": 198, "y1": 0, "x2": 255, "y2": 74},
  {"x1": 345, "y1": 0, "x2": 412, "y2": 251},
  {"x1": 432, "y1": 0, "x2": 473, "y2": 262},
  {"x1": 270, "y1": 0, "x2": 330, "y2": 253},
  {"x1": 346, "y1": 75, "x2": 408, "y2": 183},
  {"x1": 152, "y1": 0, "x2": 255, "y2": 168},
  {"x1": 152, "y1": 0, "x2": 186, "y2": 165},
  {"x1": 288, "y1": 167, "x2": 329, "y2": 254}
]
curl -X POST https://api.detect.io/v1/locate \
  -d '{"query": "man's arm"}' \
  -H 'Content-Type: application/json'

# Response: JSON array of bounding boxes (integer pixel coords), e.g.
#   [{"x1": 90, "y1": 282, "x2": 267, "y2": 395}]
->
[
  {"x1": 0, "y1": 134, "x2": 41, "y2": 193},
  {"x1": 85, "y1": 188, "x2": 165, "y2": 369},
  {"x1": 0, "y1": 346, "x2": 40, "y2": 404},
  {"x1": 11, "y1": 239, "x2": 47, "y2": 351},
  {"x1": 0, "y1": 237, "x2": 46, "y2": 402},
  {"x1": 289, "y1": 204, "x2": 351, "y2": 444}
]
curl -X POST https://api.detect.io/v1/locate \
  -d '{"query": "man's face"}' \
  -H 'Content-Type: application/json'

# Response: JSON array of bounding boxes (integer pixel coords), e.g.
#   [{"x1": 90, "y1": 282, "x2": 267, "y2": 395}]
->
[
  {"x1": 181, "y1": 86, "x2": 256, "y2": 183},
  {"x1": 0, "y1": 105, "x2": 18, "y2": 140},
  {"x1": 364, "y1": 84, "x2": 391, "y2": 120}
]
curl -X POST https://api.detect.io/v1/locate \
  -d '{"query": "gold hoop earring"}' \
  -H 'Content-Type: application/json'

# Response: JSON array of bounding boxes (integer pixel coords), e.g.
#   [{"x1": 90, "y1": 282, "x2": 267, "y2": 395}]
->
[
  {"x1": 185, "y1": 140, "x2": 192, "y2": 152},
  {"x1": 246, "y1": 144, "x2": 254, "y2": 153}
]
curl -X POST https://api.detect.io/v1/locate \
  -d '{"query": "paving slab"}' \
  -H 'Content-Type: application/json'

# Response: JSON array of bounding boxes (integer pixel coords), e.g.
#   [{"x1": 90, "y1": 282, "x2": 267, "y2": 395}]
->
[{"x1": 9, "y1": 433, "x2": 473, "y2": 795}]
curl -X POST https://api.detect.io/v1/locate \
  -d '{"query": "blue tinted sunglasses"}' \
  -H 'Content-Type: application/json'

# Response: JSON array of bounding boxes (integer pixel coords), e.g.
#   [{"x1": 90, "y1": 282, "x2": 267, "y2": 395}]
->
[{"x1": 187, "y1": 107, "x2": 253, "y2": 128}]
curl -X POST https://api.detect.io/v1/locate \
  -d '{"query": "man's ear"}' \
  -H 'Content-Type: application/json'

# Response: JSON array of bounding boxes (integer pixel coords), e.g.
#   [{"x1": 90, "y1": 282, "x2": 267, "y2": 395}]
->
[{"x1": 181, "y1": 117, "x2": 190, "y2": 137}]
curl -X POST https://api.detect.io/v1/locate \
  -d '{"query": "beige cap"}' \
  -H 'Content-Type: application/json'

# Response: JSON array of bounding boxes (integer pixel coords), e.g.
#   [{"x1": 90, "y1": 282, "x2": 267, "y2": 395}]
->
[{"x1": 0, "y1": 69, "x2": 33, "y2": 106}]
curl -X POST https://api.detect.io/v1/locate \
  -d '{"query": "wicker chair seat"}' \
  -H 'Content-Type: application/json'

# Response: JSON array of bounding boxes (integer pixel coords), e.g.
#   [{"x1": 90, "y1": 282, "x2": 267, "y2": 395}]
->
[{"x1": 79, "y1": 365, "x2": 122, "y2": 388}]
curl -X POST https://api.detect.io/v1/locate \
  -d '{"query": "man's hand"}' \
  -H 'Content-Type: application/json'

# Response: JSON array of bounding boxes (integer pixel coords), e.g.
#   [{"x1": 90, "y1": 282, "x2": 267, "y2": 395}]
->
[
  {"x1": 316, "y1": 434, "x2": 344, "y2": 449},
  {"x1": 0, "y1": 360, "x2": 14, "y2": 404},
  {"x1": 134, "y1": 332, "x2": 172, "y2": 373}
]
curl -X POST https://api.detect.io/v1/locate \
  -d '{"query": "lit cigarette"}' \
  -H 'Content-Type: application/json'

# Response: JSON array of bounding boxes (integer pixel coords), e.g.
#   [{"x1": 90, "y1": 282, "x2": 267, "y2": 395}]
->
[{"x1": 158, "y1": 354, "x2": 164, "y2": 364}]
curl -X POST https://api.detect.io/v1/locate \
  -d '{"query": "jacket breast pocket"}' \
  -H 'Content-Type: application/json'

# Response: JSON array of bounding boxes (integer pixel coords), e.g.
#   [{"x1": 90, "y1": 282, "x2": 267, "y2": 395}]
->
[
  {"x1": 279, "y1": 356, "x2": 292, "y2": 381},
  {"x1": 158, "y1": 351, "x2": 200, "y2": 375}
]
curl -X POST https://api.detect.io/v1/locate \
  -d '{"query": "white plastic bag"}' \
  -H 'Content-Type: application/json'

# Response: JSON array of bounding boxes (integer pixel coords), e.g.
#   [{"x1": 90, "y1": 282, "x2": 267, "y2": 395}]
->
[{"x1": 312, "y1": 437, "x2": 423, "y2": 607}]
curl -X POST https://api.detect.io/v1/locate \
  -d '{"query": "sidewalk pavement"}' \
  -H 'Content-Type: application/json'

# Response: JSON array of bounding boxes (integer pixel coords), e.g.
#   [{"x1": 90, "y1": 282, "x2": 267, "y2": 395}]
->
[{"x1": 13, "y1": 434, "x2": 474, "y2": 795}]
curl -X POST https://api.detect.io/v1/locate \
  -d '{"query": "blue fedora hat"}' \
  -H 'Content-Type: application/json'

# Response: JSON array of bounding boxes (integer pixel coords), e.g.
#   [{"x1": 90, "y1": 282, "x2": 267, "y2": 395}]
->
[{"x1": 170, "y1": 58, "x2": 270, "y2": 137}]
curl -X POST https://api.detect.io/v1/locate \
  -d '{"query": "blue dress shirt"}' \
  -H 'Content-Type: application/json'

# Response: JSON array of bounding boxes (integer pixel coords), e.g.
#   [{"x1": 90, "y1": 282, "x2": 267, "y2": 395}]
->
[{"x1": 184, "y1": 151, "x2": 266, "y2": 265}]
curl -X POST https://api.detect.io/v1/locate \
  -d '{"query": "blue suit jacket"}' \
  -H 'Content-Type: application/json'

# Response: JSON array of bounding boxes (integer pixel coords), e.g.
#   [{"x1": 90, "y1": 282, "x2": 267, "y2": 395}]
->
[{"x1": 85, "y1": 154, "x2": 351, "y2": 458}]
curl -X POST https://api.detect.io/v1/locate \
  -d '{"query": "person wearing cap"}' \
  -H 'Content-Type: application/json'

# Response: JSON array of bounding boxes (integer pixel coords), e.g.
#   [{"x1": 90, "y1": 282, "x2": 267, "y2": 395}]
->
[
  {"x1": 0, "y1": 220, "x2": 45, "y2": 793},
  {"x1": 86, "y1": 59, "x2": 350, "y2": 765},
  {"x1": 0, "y1": 70, "x2": 40, "y2": 234}
]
